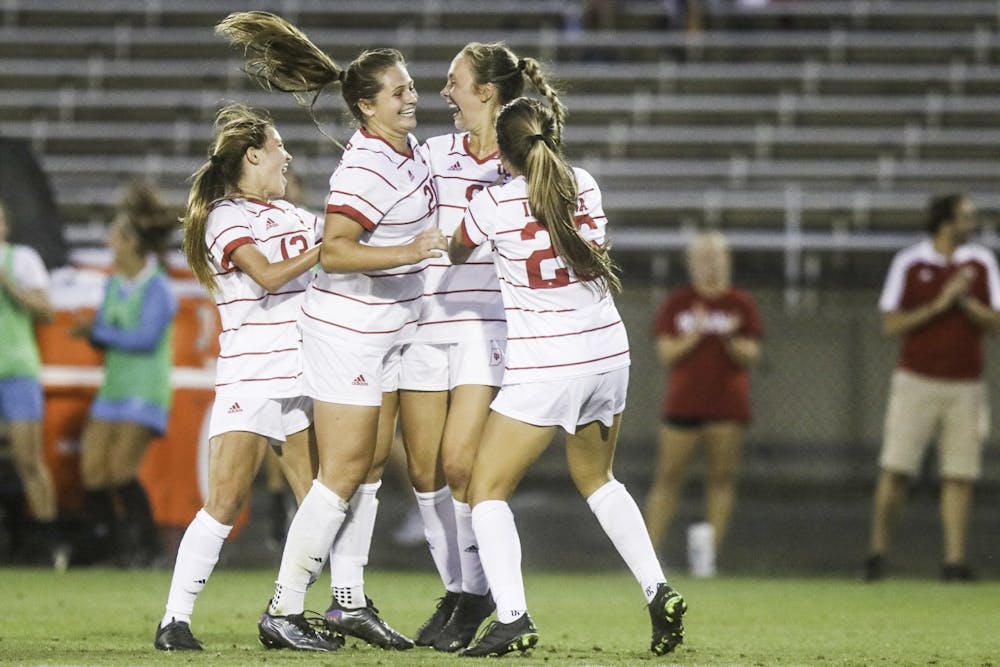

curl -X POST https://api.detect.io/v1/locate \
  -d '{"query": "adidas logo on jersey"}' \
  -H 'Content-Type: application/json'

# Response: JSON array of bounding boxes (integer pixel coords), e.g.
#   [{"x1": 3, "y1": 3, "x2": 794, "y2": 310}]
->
[
  {"x1": 351, "y1": 374, "x2": 368, "y2": 386},
  {"x1": 447, "y1": 161, "x2": 462, "y2": 171},
  {"x1": 265, "y1": 217, "x2": 278, "y2": 230},
  {"x1": 227, "y1": 402, "x2": 243, "y2": 414}
]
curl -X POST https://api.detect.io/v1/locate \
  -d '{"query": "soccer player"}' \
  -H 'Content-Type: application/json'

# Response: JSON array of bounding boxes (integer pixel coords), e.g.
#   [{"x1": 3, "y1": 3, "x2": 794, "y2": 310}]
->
[
  {"x1": 73, "y1": 181, "x2": 177, "y2": 569},
  {"x1": 216, "y1": 12, "x2": 447, "y2": 651},
  {"x1": 154, "y1": 104, "x2": 324, "y2": 651},
  {"x1": 449, "y1": 97, "x2": 687, "y2": 657},
  {"x1": 403, "y1": 43, "x2": 565, "y2": 652},
  {"x1": 0, "y1": 198, "x2": 60, "y2": 566}
]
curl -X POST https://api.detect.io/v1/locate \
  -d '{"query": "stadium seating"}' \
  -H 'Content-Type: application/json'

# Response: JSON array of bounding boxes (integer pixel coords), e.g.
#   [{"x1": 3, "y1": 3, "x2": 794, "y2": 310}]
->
[{"x1": 2, "y1": 0, "x2": 1000, "y2": 255}]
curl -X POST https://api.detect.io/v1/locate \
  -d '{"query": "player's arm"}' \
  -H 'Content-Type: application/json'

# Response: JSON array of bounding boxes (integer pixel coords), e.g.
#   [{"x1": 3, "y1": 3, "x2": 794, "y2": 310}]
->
[
  {"x1": 448, "y1": 223, "x2": 476, "y2": 265},
  {"x1": 0, "y1": 273, "x2": 52, "y2": 322},
  {"x1": 231, "y1": 241, "x2": 321, "y2": 293},
  {"x1": 655, "y1": 331, "x2": 702, "y2": 366},
  {"x1": 319, "y1": 213, "x2": 445, "y2": 273},
  {"x1": 959, "y1": 296, "x2": 1000, "y2": 333},
  {"x1": 723, "y1": 335, "x2": 760, "y2": 368},
  {"x1": 882, "y1": 268, "x2": 972, "y2": 337}
]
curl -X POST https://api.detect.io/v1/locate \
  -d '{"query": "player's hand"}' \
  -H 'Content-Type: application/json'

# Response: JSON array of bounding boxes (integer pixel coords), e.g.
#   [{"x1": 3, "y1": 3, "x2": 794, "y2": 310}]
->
[
  {"x1": 938, "y1": 265, "x2": 975, "y2": 308},
  {"x1": 407, "y1": 227, "x2": 448, "y2": 262}
]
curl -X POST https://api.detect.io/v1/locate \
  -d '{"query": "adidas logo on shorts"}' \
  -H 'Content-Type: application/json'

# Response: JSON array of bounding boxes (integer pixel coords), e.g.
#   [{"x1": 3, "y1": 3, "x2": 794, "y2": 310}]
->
[
  {"x1": 351, "y1": 374, "x2": 368, "y2": 386},
  {"x1": 227, "y1": 402, "x2": 243, "y2": 414},
  {"x1": 447, "y1": 161, "x2": 462, "y2": 171}
]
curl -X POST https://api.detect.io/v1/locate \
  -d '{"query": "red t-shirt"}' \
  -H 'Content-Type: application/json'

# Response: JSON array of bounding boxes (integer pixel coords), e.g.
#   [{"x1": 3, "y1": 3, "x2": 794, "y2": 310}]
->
[
  {"x1": 879, "y1": 240, "x2": 1000, "y2": 380},
  {"x1": 653, "y1": 286, "x2": 763, "y2": 423}
]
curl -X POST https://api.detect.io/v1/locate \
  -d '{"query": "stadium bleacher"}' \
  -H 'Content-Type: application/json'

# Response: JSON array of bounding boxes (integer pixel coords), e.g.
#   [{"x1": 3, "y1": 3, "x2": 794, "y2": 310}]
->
[{"x1": 2, "y1": 0, "x2": 1000, "y2": 259}]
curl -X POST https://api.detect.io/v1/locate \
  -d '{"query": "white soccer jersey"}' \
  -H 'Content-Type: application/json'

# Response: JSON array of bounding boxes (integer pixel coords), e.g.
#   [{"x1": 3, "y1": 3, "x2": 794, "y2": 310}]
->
[
  {"x1": 300, "y1": 128, "x2": 435, "y2": 349},
  {"x1": 205, "y1": 197, "x2": 320, "y2": 398},
  {"x1": 459, "y1": 167, "x2": 630, "y2": 384},
  {"x1": 414, "y1": 133, "x2": 506, "y2": 343}
]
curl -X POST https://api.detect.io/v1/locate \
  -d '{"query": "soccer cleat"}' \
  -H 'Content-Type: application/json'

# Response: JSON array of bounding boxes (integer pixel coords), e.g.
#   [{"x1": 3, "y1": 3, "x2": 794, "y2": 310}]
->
[
  {"x1": 154, "y1": 618, "x2": 203, "y2": 651},
  {"x1": 862, "y1": 554, "x2": 885, "y2": 582},
  {"x1": 461, "y1": 613, "x2": 538, "y2": 658},
  {"x1": 258, "y1": 610, "x2": 344, "y2": 651},
  {"x1": 325, "y1": 597, "x2": 415, "y2": 650},
  {"x1": 941, "y1": 562, "x2": 977, "y2": 582},
  {"x1": 414, "y1": 591, "x2": 461, "y2": 647},
  {"x1": 434, "y1": 591, "x2": 496, "y2": 652},
  {"x1": 648, "y1": 583, "x2": 687, "y2": 655}
]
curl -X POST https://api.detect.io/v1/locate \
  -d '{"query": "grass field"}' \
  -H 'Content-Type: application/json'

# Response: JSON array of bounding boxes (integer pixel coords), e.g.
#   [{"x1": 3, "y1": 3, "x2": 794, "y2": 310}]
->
[{"x1": 1, "y1": 567, "x2": 997, "y2": 666}]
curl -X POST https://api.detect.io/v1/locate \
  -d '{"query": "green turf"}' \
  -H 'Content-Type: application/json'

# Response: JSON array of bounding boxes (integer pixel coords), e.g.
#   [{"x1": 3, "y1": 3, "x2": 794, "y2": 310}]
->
[{"x1": 1, "y1": 568, "x2": 997, "y2": 665}]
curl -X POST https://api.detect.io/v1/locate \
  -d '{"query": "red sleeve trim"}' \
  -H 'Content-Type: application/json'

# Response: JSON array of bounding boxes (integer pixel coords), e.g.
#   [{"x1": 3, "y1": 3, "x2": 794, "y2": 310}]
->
[
  {"x1": 326, "y1": 204, "x2": 377, "y2": 232},
  {"x1": 221, "y1": 236, "x2": 254, "y2": 271}
]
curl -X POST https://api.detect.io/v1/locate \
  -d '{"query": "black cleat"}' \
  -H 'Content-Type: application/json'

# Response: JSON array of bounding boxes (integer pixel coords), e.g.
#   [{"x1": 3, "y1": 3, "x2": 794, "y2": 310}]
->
[
  {"x1": 862, "y1": 554, "x2": 885, "y2": 582},
  {"x1": 434, "y1": 591, "x2": 496, "y2": 652},
  {"x1": 414, "y1": 591, "x2": 461, "y2": 647},
  {"x1": 258, "y1": 610, "x2": 344, "y2": 651},
  {"x1": 648, "y1": 583, "x2": 686, "y2": 655},
  {"x1": 154, "y1": 618, "x2": 203, "y2": 651},
  {"x1": 325, "y1": 597, "x2": 415, "y2": 650},
  {"x1": 461, "y1": 613, "x2": 538, "y2": 658},
  {"x1": 941, "y1": 562, "x2": 977, "y2": 582}
]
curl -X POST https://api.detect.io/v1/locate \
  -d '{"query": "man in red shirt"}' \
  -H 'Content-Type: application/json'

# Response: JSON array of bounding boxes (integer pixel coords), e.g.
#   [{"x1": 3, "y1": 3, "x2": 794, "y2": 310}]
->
[{"x1": 864, "y1": 193, "x2": 1000, "y2": 582}]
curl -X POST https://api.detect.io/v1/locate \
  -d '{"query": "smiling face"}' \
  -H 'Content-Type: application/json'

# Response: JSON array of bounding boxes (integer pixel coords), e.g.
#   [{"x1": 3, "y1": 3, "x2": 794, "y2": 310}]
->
[
  {"x1": 360, "y1": 63, "x2": 418, "y2": 148},
  {"x1": 242, "y1": 126, "x2": 291, "y2": 201},
  {"x1": 441, "y1": 54, "x2": 492, "y2": 134}
]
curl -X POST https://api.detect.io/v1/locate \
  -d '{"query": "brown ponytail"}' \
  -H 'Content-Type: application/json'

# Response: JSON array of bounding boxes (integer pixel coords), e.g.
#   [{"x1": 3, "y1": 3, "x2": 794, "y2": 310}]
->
[{"x1": 497, "y1": 97, "x2": 620, "y2": 294}]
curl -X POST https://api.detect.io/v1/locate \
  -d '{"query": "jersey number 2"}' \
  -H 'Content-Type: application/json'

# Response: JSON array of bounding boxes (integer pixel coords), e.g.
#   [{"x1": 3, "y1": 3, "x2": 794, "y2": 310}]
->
[{"x1": 521, "y1": 214, "x2": 598, "y2": 289}]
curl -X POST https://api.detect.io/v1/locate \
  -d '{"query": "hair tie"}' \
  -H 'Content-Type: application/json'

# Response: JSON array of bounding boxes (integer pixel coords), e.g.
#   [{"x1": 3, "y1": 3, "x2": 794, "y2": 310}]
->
[
  {"x1": 336, "y1": 69, "x2": 347, "y2": 83},
  {"x1": 529, "y1": 133, "x2": 546, "y2": 144},
  {"x1": 517, "y1": 58, "x2": 527, "y2": 71},
  {"x1": 209, "y1": 154, "x2": 224, "y2": 166}
]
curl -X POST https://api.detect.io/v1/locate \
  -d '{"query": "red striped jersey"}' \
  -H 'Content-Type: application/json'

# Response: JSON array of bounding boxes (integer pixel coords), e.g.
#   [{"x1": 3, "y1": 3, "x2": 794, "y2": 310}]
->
[
  {"x1": 415, "y1": 133, "x2": 506, "y2": 343},
  {"x1": 458, "y1": 167, "x2": 629, "y2": 384},
  {"x1": 205, "y1": 197, "x2": 320, "y2": 397},
  {"x1": 879, "y1": 238, "x2": 1000, "y2": 379},
  {"x1": 301, "y1": 128, "x2": 435, "y2": 349}
]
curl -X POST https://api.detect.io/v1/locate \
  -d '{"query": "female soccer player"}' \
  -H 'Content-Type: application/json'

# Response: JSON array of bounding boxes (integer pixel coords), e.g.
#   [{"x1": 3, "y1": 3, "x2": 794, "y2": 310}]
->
[
  {"x1": 449, "y1": 97, "x2": 687, "y2": 657},
  {"x1": 74, "y1": 181, "x2": 176, "y2": 569},
  {"x1": 216, "y1": 12, "x2": 447, "y2": 652},
  {"x1": 154, "y1": 104, "x2": 324, "y2": 651},
  {"x1": 404, "y1": 43, "x2": 565, "y2": 653}
]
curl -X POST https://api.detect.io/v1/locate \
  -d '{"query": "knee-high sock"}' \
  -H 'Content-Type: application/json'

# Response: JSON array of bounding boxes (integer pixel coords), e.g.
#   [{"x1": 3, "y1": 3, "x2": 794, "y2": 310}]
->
[
  {"x1": 329, "y1": 481, "x2": 380, "y2": 609},
  {"x1": 454, "y1": 499, "x2": 489, "y2": 595},
  {"x1": 162, "y1": 509, "x2": 232, "y2": 627},
  {"x1": 117, "y1": 479, "x2": 161, "y2": 549},
  {"x1": 471, "y1": 500, "x2": 525, "y2": 623},
  {"x1": 587, "y1": 479, "x2": 666, "y2": 602},
  {"x1": 415, "y1": 487, "x2": 461, "y2": 593},
  {"x1": 270, "y1": 480, "x2": 348, "y2": 616}
]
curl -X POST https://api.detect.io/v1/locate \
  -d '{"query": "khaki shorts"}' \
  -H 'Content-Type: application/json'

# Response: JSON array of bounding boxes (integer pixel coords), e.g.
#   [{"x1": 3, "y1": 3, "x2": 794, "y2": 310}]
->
[
  {"x1": 398, "y1": 340, "x2": 505, "y2": 391},
  {"x1": 208, "y1": 395, "x2": 312, "y2": 443},
  {"x1": 491, "y1": 367, "x2": 628, "y2": 435},
  {"x1": 880, "y1": 369, "x2": 988, "y2": 480}
]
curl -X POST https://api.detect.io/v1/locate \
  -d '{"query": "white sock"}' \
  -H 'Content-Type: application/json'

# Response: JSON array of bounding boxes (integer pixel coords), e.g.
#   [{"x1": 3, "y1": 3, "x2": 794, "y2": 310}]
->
[
  {"x1": 454, "y1": 499, "x2": 489, "y2": 595},
  {"x1": 587, "y1": 479, "x2": 666, "y2": 602},
  {"x1": 329, "y1": 481, "x2": 380, "y2": 609},
  {"x1": 271, "y1": 480, "x2": 348, "y2": 616},
  {"x1": 415, "y1": 487, "x2": 461, "y2": 593},
  {"x1": 471, "y1": 500, "x2": 526, "y2": 623},
  {"x1": 161, "y1": 509, "x2": 232, "y2": 628}
]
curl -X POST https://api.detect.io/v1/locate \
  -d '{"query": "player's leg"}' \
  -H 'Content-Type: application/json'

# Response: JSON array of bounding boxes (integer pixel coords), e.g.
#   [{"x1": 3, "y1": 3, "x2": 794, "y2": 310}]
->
[
  {"x1": 643, "y1": 424, "x2": 699, "y2": 553},
  {"x1": 325, "y1": 390, "x2": 414, "y2": 650},
  {"x1": 432, "y1": 382, "x2": 498, "y2": 652},
  {"x1": 702, "y1": 420, "x2": 744, "y2": 554},
  {"x1": 109, "y1": 420, "x2": 160, "y2": 566},
  {"x1": 78, "y1": 418, "x2": 117, "y2": 562},
  {"x1": 156, "y1": 428, "x2": 270, "y2": 650},
  {"x1": 462, "y1": 411, "x2": 552, "y2": 657}
]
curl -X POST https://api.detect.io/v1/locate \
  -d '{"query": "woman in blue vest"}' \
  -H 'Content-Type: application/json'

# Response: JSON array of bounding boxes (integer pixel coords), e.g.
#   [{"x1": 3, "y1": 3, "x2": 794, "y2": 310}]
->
[{"x1": 72, "y1": 181, "x2": 177, "y2": 567}]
